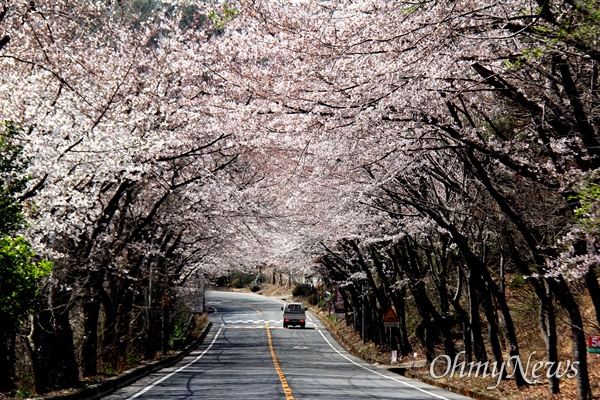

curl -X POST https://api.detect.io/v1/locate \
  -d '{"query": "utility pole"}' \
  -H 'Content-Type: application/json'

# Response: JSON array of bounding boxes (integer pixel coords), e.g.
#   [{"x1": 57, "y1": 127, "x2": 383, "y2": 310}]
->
[{"x1": 361, "y1": 283, "x2": 365, "y2": 345}]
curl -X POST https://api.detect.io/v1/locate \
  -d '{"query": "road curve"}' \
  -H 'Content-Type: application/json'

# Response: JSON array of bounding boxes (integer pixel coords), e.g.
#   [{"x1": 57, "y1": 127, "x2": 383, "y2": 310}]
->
[{"x1": 102, "y1": 291, "x2": 473, "y2": 400}]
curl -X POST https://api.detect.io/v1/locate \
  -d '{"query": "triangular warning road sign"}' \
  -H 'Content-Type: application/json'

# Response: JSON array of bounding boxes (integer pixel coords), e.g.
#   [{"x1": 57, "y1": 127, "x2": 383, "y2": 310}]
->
[{"x1": 383, "y1": 307, "x2": 399, "y2": 323}]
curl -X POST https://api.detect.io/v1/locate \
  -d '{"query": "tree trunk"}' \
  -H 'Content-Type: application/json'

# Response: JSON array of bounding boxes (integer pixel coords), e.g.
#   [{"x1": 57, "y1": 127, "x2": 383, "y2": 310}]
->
[
  {"x1": 449, "y1": 299, "x2": 472, "y2": 363},
  {"x1": 115, "y1": 288, "x2": 136, "y2": 367},
  {"x1": 400, "y1": 241, "x2": 456, "y2": 360},
  {"x1": 100, "y1": 295, "x2": 117, "y2": 369},
  {"x1": 0, "y1": 329, "x2": 16, "y2": 393},
  {"x1": 448, "y1": 268, "x2": 472, "y2": 363},
  {"x1": 462, "y1": 317, "x2": 473, "y2": 364},
  {"x1": 539, "y1": 280, "x2": 559, "y2": 394},
  {"x1": 394, "y1": 286, "x2": 412, "y2": 356},
  {"x1": 82, "y1": 300, "x2": 101, "y2": 376},
  {"x1": 31, "y1": 297, "x2": 79, "y2": 394},
  {"x1": 481, "y1": 282, "x2": 504, "y2": 369},
  {"x1": 423, "y1": 320, "x2": 436, "y2": 363},
  {"x1": 432, "y1": 216, "x2": 526, "y2": 386},
  {"x1": 550, "y1": 277, "x2": 591, "y2": 400},
  {"x1": 584, "y1": 266, "x2": 600, "y2": 327},
  {"x1": 467, "y1": 271, "x2": 487, "y2": 362},
  {"x1": 144, "y1": 318, "x2": 160, "y2": 361}
]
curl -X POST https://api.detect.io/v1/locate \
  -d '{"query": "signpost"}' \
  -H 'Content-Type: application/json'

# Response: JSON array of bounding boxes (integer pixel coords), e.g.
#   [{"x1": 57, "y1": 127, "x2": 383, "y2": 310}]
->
[
  {"x1": 383, "y1": 307, "x2": 399, "y2": 328},
  {"x1": 383, "y1": 307, "x2": 399, "y2": 363},
  {"x1": 588, "y1": 336, "x2": 600, "y2": 354}
]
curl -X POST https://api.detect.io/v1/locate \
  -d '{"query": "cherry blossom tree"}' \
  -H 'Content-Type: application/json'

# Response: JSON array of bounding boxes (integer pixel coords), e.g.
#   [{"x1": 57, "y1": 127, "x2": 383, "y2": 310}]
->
[{"x1": 0, "y1": 0, "x2": 271, "y2": 391}]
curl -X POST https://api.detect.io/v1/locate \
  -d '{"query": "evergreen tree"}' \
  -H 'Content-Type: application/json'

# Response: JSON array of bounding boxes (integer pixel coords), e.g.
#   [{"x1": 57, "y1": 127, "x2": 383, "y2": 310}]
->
[{"x1": 0, "y1": 122, "x2": 52, "y2": 394}]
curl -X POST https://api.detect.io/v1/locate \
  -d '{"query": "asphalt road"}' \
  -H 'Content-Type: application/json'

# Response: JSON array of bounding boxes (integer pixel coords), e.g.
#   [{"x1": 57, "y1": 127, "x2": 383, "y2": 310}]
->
[{"x1": 103, "y1": 291, "x2": 473, "y2": 399}]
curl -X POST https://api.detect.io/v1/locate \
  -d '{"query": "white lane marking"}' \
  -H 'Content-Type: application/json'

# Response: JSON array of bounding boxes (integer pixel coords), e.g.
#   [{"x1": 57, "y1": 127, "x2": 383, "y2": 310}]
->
[
  {"x1": 224, "y1": 319, "x2": 282, "y2": 324},
  {"x1": 225, "y1": 325, "x2": 284, "y2": 329},
  {"x1": 224, "y1": 313, "x2": 259, "y2": 317},
  {"x1": 316, "y1": 329, "x2": 451, "y2": 400},
  {"x1": 126, "y1": 326, "x2": 223, "y2": 399}
]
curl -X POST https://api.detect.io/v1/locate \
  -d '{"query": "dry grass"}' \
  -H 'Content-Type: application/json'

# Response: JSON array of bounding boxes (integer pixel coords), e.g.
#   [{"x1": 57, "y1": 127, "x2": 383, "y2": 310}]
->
[{"x1": 255, "y1": 283, "x2": 293, "y2": 297}]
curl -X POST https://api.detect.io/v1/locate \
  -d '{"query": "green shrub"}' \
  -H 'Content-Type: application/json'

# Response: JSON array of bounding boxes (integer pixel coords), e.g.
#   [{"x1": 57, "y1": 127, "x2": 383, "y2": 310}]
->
[{"x1": 508, "y1": 274, "x2": 526, "y2": 289}]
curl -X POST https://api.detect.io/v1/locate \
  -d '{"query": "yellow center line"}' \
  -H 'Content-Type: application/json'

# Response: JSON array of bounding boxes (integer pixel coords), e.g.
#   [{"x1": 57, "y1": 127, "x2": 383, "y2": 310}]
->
[
  {"x1": 221, "y1": 300, "x2": 263, "y2": 315},
  {"x1": 230, "y1": 300, "x2": 294, "y2": 399},
  {"x1": 266, "y1": 322, "x2": 295, "y2": 400},
  {"x1": 241, "y1": 302, "x2": 262, "y2": 315}
]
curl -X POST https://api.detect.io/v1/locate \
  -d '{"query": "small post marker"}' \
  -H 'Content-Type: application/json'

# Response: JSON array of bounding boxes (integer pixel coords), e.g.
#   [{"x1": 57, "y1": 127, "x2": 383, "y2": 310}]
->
[{"x1": 588, "y1": 336, "x2": 600, "y2": 353}]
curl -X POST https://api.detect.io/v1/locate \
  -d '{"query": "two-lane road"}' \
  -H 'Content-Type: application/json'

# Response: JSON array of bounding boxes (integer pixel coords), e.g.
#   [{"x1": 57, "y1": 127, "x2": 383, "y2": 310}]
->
[{"x1": 103, "y1": 291, "x2": 473, "y2": 399}]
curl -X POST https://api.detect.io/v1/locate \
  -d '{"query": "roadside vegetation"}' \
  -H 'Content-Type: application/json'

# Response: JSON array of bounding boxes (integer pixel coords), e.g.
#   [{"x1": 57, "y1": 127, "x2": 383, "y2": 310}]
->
[{"x1": 291, "y1": 283, "x2": 600, "y2": 400}]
